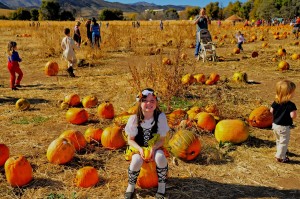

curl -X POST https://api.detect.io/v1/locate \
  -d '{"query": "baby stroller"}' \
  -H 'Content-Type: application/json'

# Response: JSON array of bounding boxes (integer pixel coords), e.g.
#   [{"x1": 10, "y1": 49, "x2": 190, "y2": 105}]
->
[{"x1": 197, "y1": 29, "x2": 217, "y2": 62}]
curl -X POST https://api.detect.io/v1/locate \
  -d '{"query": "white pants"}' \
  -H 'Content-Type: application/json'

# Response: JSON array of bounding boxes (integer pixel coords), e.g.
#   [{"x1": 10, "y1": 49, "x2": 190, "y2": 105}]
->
[
  {"x1": 129, "y1": 149, "x2": 167, "y2": 171},
  {"x1": 272, "y1": 123, "x2": 290, "y2": 159}
]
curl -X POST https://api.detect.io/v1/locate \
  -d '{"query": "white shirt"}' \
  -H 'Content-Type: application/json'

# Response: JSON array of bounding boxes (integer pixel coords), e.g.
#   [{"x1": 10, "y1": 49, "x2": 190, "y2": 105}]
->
[{"x1": 125, "y1": 113, "x2": 169, "y2": 137}]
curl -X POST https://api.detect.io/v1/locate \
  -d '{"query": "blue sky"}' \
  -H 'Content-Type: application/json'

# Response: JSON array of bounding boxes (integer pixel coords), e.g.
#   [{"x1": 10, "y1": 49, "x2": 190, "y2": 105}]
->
[{"x1": 105, "y1": 0, "x2": 247, "y2": 7}]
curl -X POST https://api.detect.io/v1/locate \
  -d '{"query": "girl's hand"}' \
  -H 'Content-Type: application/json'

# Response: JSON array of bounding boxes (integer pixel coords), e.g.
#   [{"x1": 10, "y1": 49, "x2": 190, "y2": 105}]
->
[{"x1": 139, "y1": 147, "x2": 145, "y2": 159}]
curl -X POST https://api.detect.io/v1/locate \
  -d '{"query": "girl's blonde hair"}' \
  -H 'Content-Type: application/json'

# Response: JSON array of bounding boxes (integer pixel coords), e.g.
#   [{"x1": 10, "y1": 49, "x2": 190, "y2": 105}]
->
[
  {"x1": 275, "y1": 80, "x2": 296, "y2": 104},
  {"x1": 7, "y1": 41, "x2": 17, "y2": 56}
]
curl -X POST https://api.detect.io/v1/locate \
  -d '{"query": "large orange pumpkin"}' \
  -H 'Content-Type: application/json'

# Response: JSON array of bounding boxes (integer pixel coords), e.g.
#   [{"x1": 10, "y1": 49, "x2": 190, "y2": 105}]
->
[
  {"x1": 82, "y1": 96, "x2": 98, "y2": 108},
  {"x1": 66, "y1": 108, "x2": 88, "y2": 125},
  {"x1": 101, "y1": 126, "x2": 126, "y2": 149},
  {"x1": 84, "y1": 127, "x2": 103, "y2": 143},
  {"x1": 45, "y1": 61, "x2": 59, "y2": 76},
  {"x1": 168, "y1": 130, "x2": 201, "y2": 161},
  {"x1": 98, "y1": 102, "x2": 115, "y2": 119},
  {"x1": 74, "y1": 166, "x2": 99, "y2": 188},
  {"x1": 5, "y1": 155, "x2": 33, "y2": 187},
  {"x1": 137, "y1": 161, "x2": 158, "y2": 189},
  {"x1": 196, "y1": 112, "x2": 216, "y2": 132},
  {"x1": 0, "y1": 144, "x2": 9, "y2": 166},
  {"x1": 248, "y1": 106, "x2": 273, "y2": 128},
  {"x1": 215, "y1": 119, "x2": 249, "y2": 144},
  {"x1": 47, "y1": 137, "x2": 75, "y2": 164},
  {"x1": 59, "y1": 130, "x2": 87, "y2": 151},
  {"x1": 64, "y1": 94, "x2": 81, "y2": 107}
]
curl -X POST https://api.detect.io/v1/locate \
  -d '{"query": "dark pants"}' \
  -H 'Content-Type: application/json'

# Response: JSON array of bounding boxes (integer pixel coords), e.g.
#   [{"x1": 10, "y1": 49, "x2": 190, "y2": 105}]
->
[{"x1": 237, "y1": 42, "x2": 243, "y2": 50}]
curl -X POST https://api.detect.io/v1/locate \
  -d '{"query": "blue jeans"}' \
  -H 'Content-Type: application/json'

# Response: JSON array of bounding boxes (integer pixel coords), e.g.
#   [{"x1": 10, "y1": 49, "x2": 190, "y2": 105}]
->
[{"x1": 195, "y1": 39, "x2": 201, "y2": 56}]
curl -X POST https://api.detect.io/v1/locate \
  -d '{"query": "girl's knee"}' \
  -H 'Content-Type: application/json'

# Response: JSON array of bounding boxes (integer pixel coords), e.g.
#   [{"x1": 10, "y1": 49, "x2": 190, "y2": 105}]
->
[{"x1": 155, "y1": 150, "x2": 167, "y2": 166}]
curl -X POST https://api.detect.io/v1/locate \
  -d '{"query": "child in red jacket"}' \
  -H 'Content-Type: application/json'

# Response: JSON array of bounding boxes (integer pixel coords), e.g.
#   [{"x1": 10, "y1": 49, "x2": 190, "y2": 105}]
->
[{"x1": 7, "y1": 41, "x2": 23, "y2": 90}]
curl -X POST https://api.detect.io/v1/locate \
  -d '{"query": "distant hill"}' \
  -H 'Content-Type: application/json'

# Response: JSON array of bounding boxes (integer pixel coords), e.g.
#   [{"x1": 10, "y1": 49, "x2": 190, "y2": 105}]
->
[
  {"x1": 0, "y1": 2, "x2": 10, "y2": 9},
  {"x1": 0, "y1": 0, "x2": 185, "y2": 18}
]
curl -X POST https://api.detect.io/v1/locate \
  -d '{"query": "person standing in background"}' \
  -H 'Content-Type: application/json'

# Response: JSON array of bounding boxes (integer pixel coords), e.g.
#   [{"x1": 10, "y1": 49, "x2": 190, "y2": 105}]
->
[
  {"x1": 194, "y1": 8, "x2": 210, "y2": 59},
  {"x1": 85, "y1": 19, "x2": 92, "y2": 45},
  {"x1": 90, "y1": 17, "x2": 101, "y2": 48},
  {"x1": 73, "y1": 21, "x2": 81, "y2": 47}
]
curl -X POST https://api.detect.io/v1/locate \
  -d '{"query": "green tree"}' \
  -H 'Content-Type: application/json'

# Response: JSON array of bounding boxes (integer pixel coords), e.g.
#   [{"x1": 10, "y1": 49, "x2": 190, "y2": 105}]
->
[
  {"x1": 31, "y1": 9, "x2": 39, "y2": 21},
  {"x1": 205, "y1": 2, "x2": 220, "y2": 20},
  {"x1": 240, "y1": 1, "x2": 253, "y2": 20},
  {"x1": 186, "y1": 7, "x2": 200, "y2": 20},
  {"x1": 60, "y1": 10, "x2": 75, "y2": 21},
  {"x1": 39, "y1": 0, "x2": 60, "y2": 20},
  {"x1": 223, "y1": 1, "x2": 243, "y2": 18},
  {"x1": 10, "y1": 8, "x2": 31, "y2": 20},
  {"x1": 99, "y1": 8, "x2": 124, "y2": 20},
  {"x1": 164, "y1": 8, "x2": 179, "y2": 20},
  {"x1": 256, "y1": 0, "x2": 278, "y2": 20}
]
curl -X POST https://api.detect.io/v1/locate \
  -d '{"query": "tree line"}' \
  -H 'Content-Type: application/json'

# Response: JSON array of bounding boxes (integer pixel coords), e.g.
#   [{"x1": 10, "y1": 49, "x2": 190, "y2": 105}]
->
[{"x1": 0, "y1": 0, "x2": 299, "y2": 21}]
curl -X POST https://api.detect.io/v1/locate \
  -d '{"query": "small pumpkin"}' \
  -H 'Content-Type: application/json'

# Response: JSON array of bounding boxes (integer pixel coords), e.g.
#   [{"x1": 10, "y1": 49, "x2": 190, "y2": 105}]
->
[
  {"x1": 208, "y1": 73, "x2": 220, "y2": 83},
  {"x1": 193, "y1": 74, "x2": 206, "y2": 84},
  {"x1": 59, "y1": 130, "x2": 87, "y2": 151},
  {"x1": 45, "y1": 61, "x2": 59, "y2": 76},
  {"x1": 291, "y1": 53, "x2": 300, "y2": 60},
  {"x1": 137, "y1": 161, "x2": 158, "y2": 189},
  {"x1": 84, "y1": 127, "x2": 103, "y2": 143},
  {"x1": 196, "y1": 112, "x2": 216, "y2": 132},
  {"x1": 16, "y1": 98, "x2": 30, "y2": 111},
  {"x1": 181, "y1": 74, "x2": 195, "y2": 85},
  {"x1": 162, "y1": 57, "x2": 172, "y2": 65},
  {"x1": 82, "y1": 96, "x2": 98, "y2": 108},
  {"x1": 233, "y1": 48, "x2": 240, "y2": 54},
  {"x1": 74, "y1": 166, "x2": 99, "y2": 188},
  {"x1": 187, "y1": 106, "x2": 202, "y2": 120},
  {"x1": 278, "y1": 61, "x2": 289, "y2": 71},
  {"x1": 47, "y1": 137, "x2": 75, "y2": 164},
  {"x1": 98, "y1": 102, "x2": 115, "y2": 119},
  {"x1": 168, "y1": 129, "x2": 201, "y2": 161},
  {"x1": 0, "y1": 144, "x2": 9, "y2": 166},
  {"x1": 215, "y1": 119, "x2": 249, "y2": 144},
  {"x1": 66, "y1": 108, "x2": 88, "y2": 125},
  {"x1": 64, "y1": 94, "x2": 81, "y2": 107},
  {"x1": 251, "y1": 51, "x2": 258, "y2": 58},
  {"x1": 5, "y1": 155, "x2": 33, "y2": 187},
  {"x1": 248, "y1": 106, "x2": 273, "y2": 128},
  {"x1": 101, "y1": 126, "x2": 126, "y2": 149},
  {"x1": 232, "y1": 72, "x2": 248, "y2": 83}
]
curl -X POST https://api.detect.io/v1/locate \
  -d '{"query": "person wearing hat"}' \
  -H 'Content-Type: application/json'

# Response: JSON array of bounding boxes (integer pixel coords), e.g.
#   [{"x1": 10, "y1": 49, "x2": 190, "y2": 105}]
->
[{"x1": 73, "y1": 21, "x2": 81, "y2": 47}]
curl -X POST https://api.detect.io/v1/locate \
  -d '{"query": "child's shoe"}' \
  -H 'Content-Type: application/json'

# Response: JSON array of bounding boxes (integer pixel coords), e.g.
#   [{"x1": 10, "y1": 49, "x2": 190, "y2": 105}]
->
[
  {"x1": 12, "y1": 87, "x2": 18, "y2": 91},
  {"x1": 276, "y1": 157, "x2": 290, "y2": 163},
  {"x1": 15, "y1": 84, "x2": 22, "y2": 88}
]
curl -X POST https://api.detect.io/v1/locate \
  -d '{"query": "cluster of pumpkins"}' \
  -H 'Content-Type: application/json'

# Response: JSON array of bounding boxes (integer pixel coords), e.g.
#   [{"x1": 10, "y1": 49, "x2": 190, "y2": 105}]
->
[
  {"x1": 181, "y1": 72, "x2": 220, "y2": 86},
  {"x1": 5, "y1": 89, "x2": 274, "y2": 189}
]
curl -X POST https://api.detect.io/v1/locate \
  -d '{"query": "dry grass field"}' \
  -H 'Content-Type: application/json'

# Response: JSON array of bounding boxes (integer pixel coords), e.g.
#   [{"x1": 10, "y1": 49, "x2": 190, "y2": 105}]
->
[{"x1": 0, "y1": 20, "x2": 300, "y2": 199}]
